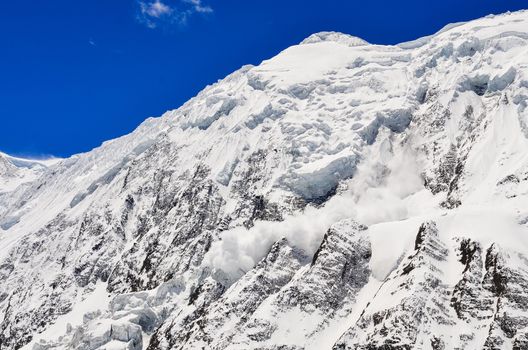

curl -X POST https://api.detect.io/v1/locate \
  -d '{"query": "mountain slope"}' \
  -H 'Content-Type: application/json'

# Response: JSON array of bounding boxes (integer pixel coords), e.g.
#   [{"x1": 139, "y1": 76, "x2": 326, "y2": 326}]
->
[
  {"x1": 0, "y1": 152, "x2": 59, "y2": 195},
  {"x1": 1, "y1": 10, "x2": 528, "y2": 350}
]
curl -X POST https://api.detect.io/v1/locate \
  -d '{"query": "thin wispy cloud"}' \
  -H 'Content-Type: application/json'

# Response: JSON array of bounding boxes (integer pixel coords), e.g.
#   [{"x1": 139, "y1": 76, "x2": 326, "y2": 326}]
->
[
  {"x1": 137, "y1": 0, "x2": 213, "y2": 29},
  {"x1": 184, "y1": 0, "x2": 213, "y2": 13}
]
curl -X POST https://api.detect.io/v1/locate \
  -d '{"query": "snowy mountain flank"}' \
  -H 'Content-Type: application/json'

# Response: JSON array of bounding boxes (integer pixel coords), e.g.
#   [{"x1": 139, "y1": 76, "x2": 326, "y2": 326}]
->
[
  {"x1": 0, "y1": 153, "x2": 60, "y2": 197},
  {"x1": 2, "y1": 10, "x2": 528, "y2": 350}
]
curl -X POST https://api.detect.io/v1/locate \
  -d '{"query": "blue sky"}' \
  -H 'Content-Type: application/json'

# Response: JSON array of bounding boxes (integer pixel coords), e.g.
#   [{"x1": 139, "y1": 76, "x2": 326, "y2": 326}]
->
[{"x1": 1, "y1": 1, "x2": 526, "y2": 158}]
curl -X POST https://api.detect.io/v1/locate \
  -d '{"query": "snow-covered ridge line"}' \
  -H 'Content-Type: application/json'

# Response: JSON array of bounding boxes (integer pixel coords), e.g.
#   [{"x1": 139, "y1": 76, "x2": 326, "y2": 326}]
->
[
  {"x1": 0, "y1": 151, "x2": 62, "y2": 168},
  {"x1": 0, "y1": 152, "x2": 63, "y2": 195}
]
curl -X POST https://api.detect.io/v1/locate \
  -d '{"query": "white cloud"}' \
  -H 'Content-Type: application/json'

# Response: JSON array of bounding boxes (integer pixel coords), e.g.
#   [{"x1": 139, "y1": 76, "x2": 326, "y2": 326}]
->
[
  {"x1": 140, "y1": 0, "x2": 172, "y2": 18},
  {"x1": 184, "y1": 0, "x2": 213, "y2": 13},
  {"x1": 137, "y1": 0, "x2": 212, "y2": 29}
]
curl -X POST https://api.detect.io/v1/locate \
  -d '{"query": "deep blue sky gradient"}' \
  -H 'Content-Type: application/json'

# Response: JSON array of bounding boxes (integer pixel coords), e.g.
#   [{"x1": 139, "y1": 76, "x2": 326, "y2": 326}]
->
[{"x1": 1, "y1": 1, "x2": 526, "y2": 157}]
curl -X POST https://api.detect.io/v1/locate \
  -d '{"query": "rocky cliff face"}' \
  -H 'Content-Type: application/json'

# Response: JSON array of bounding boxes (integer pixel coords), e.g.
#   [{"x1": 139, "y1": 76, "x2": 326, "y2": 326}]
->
[{"x1": 1, "y1": 10, "x2": 528, "y2": 350}]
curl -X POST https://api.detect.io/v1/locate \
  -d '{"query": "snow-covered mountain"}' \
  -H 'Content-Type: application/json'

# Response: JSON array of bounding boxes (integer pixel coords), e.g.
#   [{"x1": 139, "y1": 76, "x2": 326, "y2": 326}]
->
[
  {"x1": 1, "y1": 10, "x2": 528, "y2": 350},
  {"x1": 0, "y1": 152, "x2": 60, "y2": 196}
]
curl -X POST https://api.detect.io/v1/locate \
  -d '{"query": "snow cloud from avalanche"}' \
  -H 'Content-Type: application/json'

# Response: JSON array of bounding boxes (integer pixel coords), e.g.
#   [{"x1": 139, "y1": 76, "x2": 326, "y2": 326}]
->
[{"x1": 207, "y1": 139, "x2": 426, "y2": 280}]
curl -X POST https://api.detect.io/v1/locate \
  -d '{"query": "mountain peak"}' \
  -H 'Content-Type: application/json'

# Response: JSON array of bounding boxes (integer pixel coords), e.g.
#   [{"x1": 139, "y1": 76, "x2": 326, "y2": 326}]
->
[
  {"x1": 2, "y1": 10, "x2": 528, "y2": 350},
  {"x1": 300, "y1": 31, "x2": 369, "y2": 47}
]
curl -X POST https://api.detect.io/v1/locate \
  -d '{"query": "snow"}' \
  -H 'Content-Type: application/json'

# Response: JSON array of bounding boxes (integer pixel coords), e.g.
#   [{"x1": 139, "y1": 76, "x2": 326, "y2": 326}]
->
[
  {"x1": 22, "y1": 283, "x2": 111, "y2": 350},
  {"x1": 368, "y1": 217, "x2": 424, "y2": 281},
  {"x1": 300, "y1": 32, "x2": 369, "y2": 47},
  {"x1": 309, "y1": 277, "x2": 383, "y2": 349},
  {"x1": 0, "y1": 152, "x2": 61, "y2": 194}
]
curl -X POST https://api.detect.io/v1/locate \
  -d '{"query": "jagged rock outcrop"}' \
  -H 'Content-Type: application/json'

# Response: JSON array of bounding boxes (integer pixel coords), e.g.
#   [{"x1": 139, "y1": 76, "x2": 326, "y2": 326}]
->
[
  {"x1": 334, "y1": 221, "x2": 454, "y2": 349},
  {"x1": 149, "y1": 238, "x2": 309, "y2": 349}
]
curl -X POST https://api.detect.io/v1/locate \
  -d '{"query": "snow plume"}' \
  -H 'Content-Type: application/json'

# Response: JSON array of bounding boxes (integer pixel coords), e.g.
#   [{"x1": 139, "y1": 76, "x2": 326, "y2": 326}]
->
[
  {"x1": 207, "y1": 194, "x2": 356, "y2": 279},
  {"x1": 207, "y1": 130, "x2": 427, "y2": 281}
]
